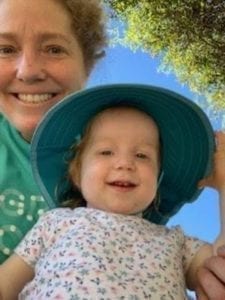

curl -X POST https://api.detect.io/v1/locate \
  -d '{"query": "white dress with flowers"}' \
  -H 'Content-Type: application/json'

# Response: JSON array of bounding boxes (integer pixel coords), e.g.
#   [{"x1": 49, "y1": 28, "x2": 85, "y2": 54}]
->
[{"x1": 15, "y1": 207, "x2": 205, "y2": 300}]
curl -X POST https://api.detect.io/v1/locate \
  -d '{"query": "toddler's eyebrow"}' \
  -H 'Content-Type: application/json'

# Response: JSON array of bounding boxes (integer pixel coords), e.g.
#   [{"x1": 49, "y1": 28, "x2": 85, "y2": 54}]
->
[{"x1": 138, "y1": 140, "x2": 159, "y2": 147}]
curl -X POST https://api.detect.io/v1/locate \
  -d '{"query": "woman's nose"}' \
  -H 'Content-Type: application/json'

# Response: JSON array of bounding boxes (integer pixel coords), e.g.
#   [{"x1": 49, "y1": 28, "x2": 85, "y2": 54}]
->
[{"x1": 16, "y1": 51, "x2": 47, "y2": 83}]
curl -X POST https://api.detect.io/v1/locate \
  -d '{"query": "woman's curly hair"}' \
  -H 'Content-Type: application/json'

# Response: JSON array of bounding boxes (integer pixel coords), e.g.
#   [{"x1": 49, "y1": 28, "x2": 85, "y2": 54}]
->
[{"x1": 57, "y1": 0, "x2": 107, "y2": 75}]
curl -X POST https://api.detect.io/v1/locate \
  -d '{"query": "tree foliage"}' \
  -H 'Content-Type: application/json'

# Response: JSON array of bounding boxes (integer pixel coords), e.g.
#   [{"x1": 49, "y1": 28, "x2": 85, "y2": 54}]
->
[{"x1": 104, "y1": 0, "x2": 225, "y2": 109}]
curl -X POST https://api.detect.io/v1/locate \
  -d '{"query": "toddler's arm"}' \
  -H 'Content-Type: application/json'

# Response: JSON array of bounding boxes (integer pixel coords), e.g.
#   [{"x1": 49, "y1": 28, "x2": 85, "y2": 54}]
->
[{"x1": 0, "y1": 254, "x2": 34, "y2": 299}]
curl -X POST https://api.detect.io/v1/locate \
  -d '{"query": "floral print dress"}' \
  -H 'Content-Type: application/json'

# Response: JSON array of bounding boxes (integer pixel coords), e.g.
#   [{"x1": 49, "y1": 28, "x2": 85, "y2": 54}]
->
[{"x1": 15, "y1": 207, "x2": 205, "y2": 300}]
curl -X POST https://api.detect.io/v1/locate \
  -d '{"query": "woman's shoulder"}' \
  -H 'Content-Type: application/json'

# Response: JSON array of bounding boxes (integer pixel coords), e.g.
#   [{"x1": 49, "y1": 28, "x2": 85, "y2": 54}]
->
[
  {"x1": 0, "y1": 113, "x2": 7, "y2": 125},
  {"x1": 0, "y1": 113, "x2": 16, "y2": 137}
]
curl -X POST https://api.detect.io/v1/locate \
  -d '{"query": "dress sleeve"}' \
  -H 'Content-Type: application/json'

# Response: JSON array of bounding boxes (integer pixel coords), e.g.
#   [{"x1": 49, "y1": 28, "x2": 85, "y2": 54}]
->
[
  {"x1": 14, "y1": 210, "x2": 55, "y2": 268},
  {"x1": 179, "y1": 227, "x2": 208, "y2": 273}
]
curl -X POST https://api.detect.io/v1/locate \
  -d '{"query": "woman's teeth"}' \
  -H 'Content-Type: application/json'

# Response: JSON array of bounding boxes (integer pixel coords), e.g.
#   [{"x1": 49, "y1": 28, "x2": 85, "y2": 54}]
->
[{"x1": 17, "y1": 93, "x2": 53, "y2": 103}]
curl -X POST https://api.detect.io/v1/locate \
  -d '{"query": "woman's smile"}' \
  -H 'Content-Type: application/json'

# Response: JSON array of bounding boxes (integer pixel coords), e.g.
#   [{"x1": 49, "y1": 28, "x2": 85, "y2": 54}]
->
[
  {"x1": 15, "y1": 93, "x2": 56, "y2": 104},
  {"x1": 0, "y1": 0, "x2": 86, "y2": 140}
]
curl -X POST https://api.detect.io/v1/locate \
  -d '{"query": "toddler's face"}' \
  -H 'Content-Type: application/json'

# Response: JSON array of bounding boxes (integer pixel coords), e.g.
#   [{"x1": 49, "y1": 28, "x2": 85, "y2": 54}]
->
[{"x1": 70, "y1": 107, "x2": 160, "y2": 216}]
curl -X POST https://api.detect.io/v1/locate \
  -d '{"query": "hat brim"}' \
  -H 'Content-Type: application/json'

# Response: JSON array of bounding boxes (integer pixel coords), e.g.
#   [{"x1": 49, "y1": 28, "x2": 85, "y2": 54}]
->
[{"x1": 31, "y1": 84, "x2": 215, "y2": 224}]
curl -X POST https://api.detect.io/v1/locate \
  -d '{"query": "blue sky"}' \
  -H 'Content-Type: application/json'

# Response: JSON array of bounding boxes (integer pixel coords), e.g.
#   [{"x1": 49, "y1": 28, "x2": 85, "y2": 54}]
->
[{"x1": 87, "y1": 45, "x2": 222, "y2": 243}]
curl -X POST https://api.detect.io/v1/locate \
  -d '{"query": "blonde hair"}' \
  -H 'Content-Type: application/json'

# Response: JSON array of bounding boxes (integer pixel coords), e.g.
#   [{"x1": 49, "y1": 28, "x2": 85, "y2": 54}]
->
[
  {"x1": 56, "y1": 0, "x2": 107, "y2": 75},
  {"x1": 59, "y1": 118, "x2": 95, "y2": 208}
]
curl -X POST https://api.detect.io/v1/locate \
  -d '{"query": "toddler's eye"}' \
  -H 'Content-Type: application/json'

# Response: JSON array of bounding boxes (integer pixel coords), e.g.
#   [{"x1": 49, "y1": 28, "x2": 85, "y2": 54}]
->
[
  {"x1": 100, "y1": 150, "x2": 113, "y2": 156},
  {"x1": 136, "y1": 153, "x2": 148, "y2": 159}
]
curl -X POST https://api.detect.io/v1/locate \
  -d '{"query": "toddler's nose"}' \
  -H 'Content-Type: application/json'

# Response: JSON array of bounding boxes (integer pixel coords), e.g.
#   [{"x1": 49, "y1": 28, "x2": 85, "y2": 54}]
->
[{"x1": 115, "y1": 155, "x2": 135, "y2": 171}]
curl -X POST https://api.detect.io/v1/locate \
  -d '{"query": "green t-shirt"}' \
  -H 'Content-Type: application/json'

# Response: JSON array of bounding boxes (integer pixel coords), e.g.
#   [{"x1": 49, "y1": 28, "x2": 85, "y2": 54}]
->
[{"x1": 0, "y1": 114, "x2": 48, "y2": 263}]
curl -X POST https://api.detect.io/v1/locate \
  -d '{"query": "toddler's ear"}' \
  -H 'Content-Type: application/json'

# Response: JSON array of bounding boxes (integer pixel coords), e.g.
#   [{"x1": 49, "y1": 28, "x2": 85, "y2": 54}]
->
[{"x1": 69, "y1": 160, "x2": 81, "y2": 188}]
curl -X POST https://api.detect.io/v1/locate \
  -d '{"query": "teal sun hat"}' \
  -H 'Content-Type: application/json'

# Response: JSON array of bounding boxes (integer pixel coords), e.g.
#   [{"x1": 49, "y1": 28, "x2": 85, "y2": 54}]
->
[{"x1": 31, "y1": 84, "x2": 215, "y2": 225}]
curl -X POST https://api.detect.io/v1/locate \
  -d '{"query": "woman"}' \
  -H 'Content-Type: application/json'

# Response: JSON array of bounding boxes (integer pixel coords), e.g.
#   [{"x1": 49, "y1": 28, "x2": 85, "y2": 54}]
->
[
  {"x1": 197, "y1": 247, "x2": 225, "y2": 299},
  {"x1": 0, "y1": 0, "x2": 106, "y2": 262}
]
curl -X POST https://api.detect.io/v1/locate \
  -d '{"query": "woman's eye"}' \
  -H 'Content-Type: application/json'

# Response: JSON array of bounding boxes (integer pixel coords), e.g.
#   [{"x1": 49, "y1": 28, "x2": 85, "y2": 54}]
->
[
  {"x1": 46, "y1": 46, "x2": 66, "y2": 55},
  {"x1": 0, "y1": 46, "x2": 16, "y2": 56}
]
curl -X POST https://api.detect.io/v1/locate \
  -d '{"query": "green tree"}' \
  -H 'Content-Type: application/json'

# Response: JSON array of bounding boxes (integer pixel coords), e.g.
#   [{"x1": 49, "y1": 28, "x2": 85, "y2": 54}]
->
[{"x1": 104, "y1": 0, "x2": 225, "y2": 109}]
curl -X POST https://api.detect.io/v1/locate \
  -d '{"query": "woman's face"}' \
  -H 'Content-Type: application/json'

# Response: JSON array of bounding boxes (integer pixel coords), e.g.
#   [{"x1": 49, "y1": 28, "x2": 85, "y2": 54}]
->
[{"x1": 0, "y1": 0, "x2": 87, "y2": 141}]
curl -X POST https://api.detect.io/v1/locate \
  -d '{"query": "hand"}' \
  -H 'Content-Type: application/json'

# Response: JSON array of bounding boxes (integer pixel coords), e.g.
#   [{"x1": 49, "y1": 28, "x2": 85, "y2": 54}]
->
[
  {"x1": 196, "y1": 246, "x2": 225, "y2": 300},
  {"x1": 198, "y1": 131, "x2": 225, "y2": 192}
]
